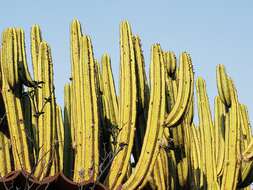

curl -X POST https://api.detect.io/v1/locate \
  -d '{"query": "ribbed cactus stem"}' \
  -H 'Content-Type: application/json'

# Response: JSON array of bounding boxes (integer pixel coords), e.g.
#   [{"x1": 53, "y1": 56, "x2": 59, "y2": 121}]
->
[
  {"x1": 189, "y1": 124, "x2": 201, "y2": 189},
  {"x1": 56, "y1": 105, "x2": 64, "y2": 172},
  {"x1": 221, "y1": 79, "x2": 240, "y2": 190},
  {"x1": 1, "y1": 28, "x2": 32, "y2": 172},
  {"x1": 216, "y1": 64, "x2": 231, "y2": 108},
  {"x1": 132, "y1": 36, "x2": 149, "y2": 162},
  {"x1": 0, "y1": 131, "x2": 11, "y2": 176},
  {"x1": 164, "y1": 52, "x2": 193, "y2": 127},
  {"x1": 101, "y1": 53, "x2": 118, "y2": 126},
  {"x1": 81, "y1": 35, "x2": 100, "y2": 181},
  {"x1": 70, "y1": 19, "x2": 83, "y2": 182},
  {"x1": 31, "y1": 24, "x2": 42, "y2": 82},
  {"x1": 106, "y1": 21, "x2": 137, "y2": 189},
  {"x1": 16, "y1": 28, "x2": 35, "y2": 87},
  {"x1": 33, "y1": 42, "x2": 55, "y2": 179},
  {"x1": 153, "y1": 156, "x2": 166, "y2": 190},
  {"x1": 196, "y1": 77, "x2": 218, "y2": 188},
  {"x1": 214, "y1": 96, "x2": 225, "y2": 177},
  {"x1": 101, "y1": 53, "x2": 118, "y2": 151},
  {"x1": 240, "y1": 104, "x2": 251, "y2": 149},
  {"x1": 63, "y1": 83, "x2": 73, "y2": 177},
  {"x1": 239, "y1": 137, "x2": 253, "y2": 188},
  {"x1": 122, "y1": 44, "x2": 165, "y2": 190},
  {"x1": 164, "y1": 51, "x2": 177, "y2": 77}
]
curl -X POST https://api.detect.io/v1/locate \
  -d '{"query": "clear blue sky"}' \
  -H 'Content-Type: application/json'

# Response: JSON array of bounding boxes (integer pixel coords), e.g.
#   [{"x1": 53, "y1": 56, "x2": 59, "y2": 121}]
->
[{"x1": 1, "y1": 0, "x2": 253, "y2": 123}]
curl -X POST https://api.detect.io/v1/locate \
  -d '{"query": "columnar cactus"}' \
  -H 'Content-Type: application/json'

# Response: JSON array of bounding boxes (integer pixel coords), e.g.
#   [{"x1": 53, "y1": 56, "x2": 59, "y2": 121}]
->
[
  {"x1": 0, "y1": 19, "x2": 253, "y2": 190},
  {"x1": 105, "y1": 21, "x2": 137, "y2": 189},
  {"x1": 122, "y1": 44, "x2": 166, "y2": 190},
  {"x1": 196, "y1": 77, "x2": 219, "y2": 189},
  {"x1": 33, "y1": 41, "x2": 57, "y2": 179},
  {"x1": 0, "y1": 28, "x2": 34, "y2": 172}
]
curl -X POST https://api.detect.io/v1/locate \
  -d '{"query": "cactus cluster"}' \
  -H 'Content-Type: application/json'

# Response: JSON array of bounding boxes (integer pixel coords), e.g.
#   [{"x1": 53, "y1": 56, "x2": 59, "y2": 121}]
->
[{"x1": 0, "y1": 19, "x2": 253, "y2": 190}]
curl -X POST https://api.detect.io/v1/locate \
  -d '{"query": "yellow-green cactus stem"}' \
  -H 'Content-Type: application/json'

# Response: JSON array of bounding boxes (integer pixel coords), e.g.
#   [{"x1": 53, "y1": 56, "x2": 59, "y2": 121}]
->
[
  {"x1": 70, "y1": 19, "x2": 83, "y2": 182},
  {"x1": 196, "y1": 77, "x2": 218, "y2": 188},
  {"x1": 31, "y1": 24, "x2": 42, "y2": 82},
  {"x1": 240, "y1": 104, "x2": 252, "y2": 150},
  {"x1": 15, "y1": 28, "x2": 35, "y2": 87},
  {"x1": 167, "y1": 147, "x2": 178, "y2": 189},
  {"x1": 0, "y1": 48, "x2": 2, "y2": 87},
  {"x1": 195, "y1": 124, "x2": 205, "y2": 188},
  {"x1": 160, "y1": 148, "x2": 169, "y2": 188},
  {"x1": 242, "y1": 139, "x2": 253, "y2": 162},
  {"x1": 183, "y1": 53, "x2": 194, "y2": 124},
  {"x1": 21, "y1": 93, "x2": 37, "y2": 166},
  {"x1": 238, "y1": 140, "x2": 253, "y2": 188},
  {"x1": 221, "y1": 79, "x2": 240, "y2": 190},
  {"x1": 164, "y1": 51, "x2": 177, "y2": 77},
  {"x1": 176, "y1": 55, "x2": 194, "y2": 187},
  {"x1": 80, "y1": 36, "x2": 100, "y2": 181},
  {"x1": 63, "y1": 83, "x2": 73, "y2": 177},
  {"x1": 238, "y1": 159, "x2": 253, "y2": 188},
  {"x1": 216, "y1": 64, "x2": 231, "y2": 108},
  {"x1": 49, "y1": 47, "x2": 57, "y2": 176},
  {"x1": 122, "y1": 44, "x2": 165, "y2": 190},
  {"x1": 29, "y1": 25, "x2": 43, "y2": 154},
  {"x1": 101, "y1": 53, "x2": 118, "y2": 151},
  {"x1": 105, "y1": 21, "x2": 137, "y2": 189},
  {"x1": 164, "y1": 52, "x2": 193, "y2": 127},
  {"x1": 2, "y1": 28, "x2": 19, "y2": 89},
  {"x1": 214, "y1": 96, "x2": 225, "y2": 178},
  {"x1": 56, "y1": 105, "x2": 64, "y2": 172},
  {"x1": 164, "y1": 53, "x2": 194, "y2": 188},
  {"x1": 33, "y1": 42, "x2": 55, "y2": 179},
  {"x1": 153, "y1": 156, "x2": 166, "y2": 190},
  {"x1": 100, "y1": 84, "x2": 115, "y2": 152},
  {"x1": 189, "y1": 124, "x2": 201, "y2": 189},
  {"x1": 101, "y1": 53, "x2": 118, "y2": 126},
  {"x1": 132, "y1": 35, "x2": 149, "y2": 162},
  {"x1": 0, "y1": 131, "x2": 11, "y2": 176},
  {"x1": 95, "y1": 58, "x2": 113, "y2": 179},
  {"x1": 163, "y1": 51, "x2": 177, "y2": 140},
  {"x1": 1, "y1": 28, "x2": 32, "y2": 172},
  {"x1": 173, "y1": 124, "x2": 189, "y2": 188}
]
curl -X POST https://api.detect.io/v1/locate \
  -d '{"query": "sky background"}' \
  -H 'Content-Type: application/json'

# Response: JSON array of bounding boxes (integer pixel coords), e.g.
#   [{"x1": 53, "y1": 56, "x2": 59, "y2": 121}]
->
[{"x1": 1, "y1": 0, "x2": 253, "y2": 124}]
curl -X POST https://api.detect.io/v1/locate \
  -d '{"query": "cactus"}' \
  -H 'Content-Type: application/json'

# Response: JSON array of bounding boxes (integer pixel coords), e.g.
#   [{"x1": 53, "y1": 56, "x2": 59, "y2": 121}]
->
[
  {"x1": 33, "y1": 41, "x2": 56, "y2": 179},
  {"x1": 221, "y1": 79, "x2": 241, "y2": 190},
  {"x1": 196, "y1": 77, "x2": 218, "y2": 188},
  {"x1": 122, "y1": 44, "x2": 165, "y2": 190},
  {"x1": 56, "y1": 105, "x2": 64, "y2": 172},
  {"x1": 132, "y1": 36, "x2": 149, "y2": 162},
  {"x1": 63, "y1": 83, "x2": 73, "y2": 177},
  {"x1": 216, "y1": 64, "x2": 231, "y2": 107},
  {"x1": 214, "y1": 96, "x2": 225, "y2": 178},
  {"x1": 81, "y1": 35, "x2": 100, "y2": 181},
  {"x1": 0, "y1": 28, "x2": 32, "y2": 172},
  {"x1": 0, "y1": 20, "x2": 253, "y2": 190},
  {"x1": 101, "y1": 53, "x2": 118, "y2": 151},
  {"x1": 0, "y1": 131, "x2": 11, "y2": 177},
  {"x1": 105, "y1": 21, "x2": 137, "y2": 189}
]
